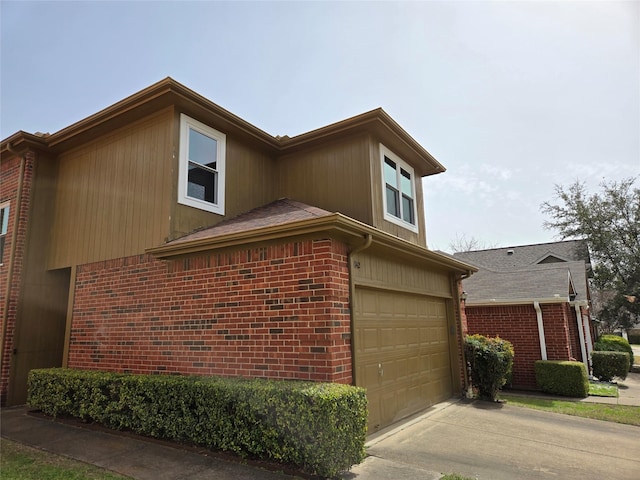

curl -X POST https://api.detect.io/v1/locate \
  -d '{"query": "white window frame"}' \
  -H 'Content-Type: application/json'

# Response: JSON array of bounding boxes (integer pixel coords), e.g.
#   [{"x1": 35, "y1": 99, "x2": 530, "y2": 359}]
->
[
  {"x1": 380, "y1": 144, "x2": 419, "y2": 233},
  {"x1": 0, "y1": 202, "x2": 10, "y2": 265},
  {"x1": 178, "y1": 114, "x2": 226, "y2": 215}
]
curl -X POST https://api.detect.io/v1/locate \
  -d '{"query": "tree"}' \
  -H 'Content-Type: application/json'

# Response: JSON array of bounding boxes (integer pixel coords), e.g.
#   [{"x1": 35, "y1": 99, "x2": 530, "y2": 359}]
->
[
  {"x1": 541, "y1": 177, "x2": 640, "y2": 332},
  {"x1": 448, "y1": 233, "x2": 497, "y2": 253}
]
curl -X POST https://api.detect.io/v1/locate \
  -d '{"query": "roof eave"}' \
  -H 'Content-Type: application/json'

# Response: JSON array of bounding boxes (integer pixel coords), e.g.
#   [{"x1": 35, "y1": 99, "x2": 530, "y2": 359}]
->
[
  {"x1": 466, "y1": 296, "x2": 571, "y2": 307},
  {"x1": 279, "y1": 108, "x2": 446, "y2": 177},
  {"x1": 2, "y1": 78, "x2": 280, "y2": 155},
  {"x1": 1, "y1": 131, "x2": 50, "y2": 160},
  {"x1": 147, "y1": 213, "x2": 477, "y2": 274},
  {"x1": 1, "y1": 79, "x2": 447, "y2": 174}
]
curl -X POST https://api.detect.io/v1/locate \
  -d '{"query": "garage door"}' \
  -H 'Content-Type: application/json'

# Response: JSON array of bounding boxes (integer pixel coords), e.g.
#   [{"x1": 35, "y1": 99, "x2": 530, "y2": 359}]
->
[{"x1": 354, "y1": 287, "x2": 453, "y2": 432}]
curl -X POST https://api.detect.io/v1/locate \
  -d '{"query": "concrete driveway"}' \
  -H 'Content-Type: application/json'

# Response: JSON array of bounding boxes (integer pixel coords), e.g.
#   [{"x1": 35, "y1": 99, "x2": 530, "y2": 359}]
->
[{"x1": 345, "y1": 400, "x2": 640, "y2": 480}]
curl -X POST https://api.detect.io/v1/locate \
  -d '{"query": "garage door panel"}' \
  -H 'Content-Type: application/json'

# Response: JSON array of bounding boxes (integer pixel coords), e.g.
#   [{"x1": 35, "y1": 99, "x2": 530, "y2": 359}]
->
[
  {"x1": 355, "y1": 287, "x2": 453, "y2": 432},
  {"x1": 360, "y1": 328, "x2": 379, "y2": 352}
]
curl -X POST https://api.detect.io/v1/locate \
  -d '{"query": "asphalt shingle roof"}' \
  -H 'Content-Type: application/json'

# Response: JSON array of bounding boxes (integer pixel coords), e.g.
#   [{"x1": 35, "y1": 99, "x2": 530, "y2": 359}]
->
[
  {"x1": 454, "y1": 240, "x2": 591, "y2": 304},
  {"x1": 454, "y1": 240, "x2": 590, "y2": 270},
  {"x1": 168, "y1": 199, "x2": 333, "y2": 245}
]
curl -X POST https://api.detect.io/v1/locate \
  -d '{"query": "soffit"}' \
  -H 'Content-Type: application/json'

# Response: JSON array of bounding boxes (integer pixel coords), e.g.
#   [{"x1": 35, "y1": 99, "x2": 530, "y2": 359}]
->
[
  {"x1": 277, "y1": 108, "x2": 445, "y2": 177},
  {"x1": 1, "y1": 78, "x2": 446, "y2": 175}
]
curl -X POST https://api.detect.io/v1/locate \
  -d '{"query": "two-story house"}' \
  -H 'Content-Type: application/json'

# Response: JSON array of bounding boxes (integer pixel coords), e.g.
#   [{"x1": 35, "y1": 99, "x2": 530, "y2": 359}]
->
[{"x1": 1, "y1": 78, "x2": 475, "y2": 432}]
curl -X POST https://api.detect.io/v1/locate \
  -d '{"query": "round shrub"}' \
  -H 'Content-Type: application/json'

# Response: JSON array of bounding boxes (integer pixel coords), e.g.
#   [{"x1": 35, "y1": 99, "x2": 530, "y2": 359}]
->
[
  {"x1": 465, "y1": 334, "x2": 514, "y2": 401},
  {"x1": 594, "y1": 335, "x2": 634, "y2": 370}
]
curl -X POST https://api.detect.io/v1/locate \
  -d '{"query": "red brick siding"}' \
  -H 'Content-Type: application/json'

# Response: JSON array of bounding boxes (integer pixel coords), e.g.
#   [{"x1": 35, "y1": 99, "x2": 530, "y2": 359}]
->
[
  {"x1": 0, "y1": 152, "x2": 34, "y2": 405},
  {"x1": 465, "y1": 305, "x2": 541, "y2": 389},
  {"x1": 68, "y1": 239, "x2": 353, "y2": 384},
  {"x1": 466, "y1": 303, "x2": 578, "y2": 390},
  {"x1": 540, "y1": 303, "x2": 572, "y2": 361}
]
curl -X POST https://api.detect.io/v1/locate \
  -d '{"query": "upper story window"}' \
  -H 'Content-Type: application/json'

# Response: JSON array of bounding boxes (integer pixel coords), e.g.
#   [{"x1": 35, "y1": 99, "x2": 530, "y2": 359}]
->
[
  {"x1": 178, "y1": 114, "x2": 226, "y2": 215},
  {"x1": 0, "y1": 203, "x2": 9, "y2": 264},
  {"x1": 381, "y1": 144, "x2": 418, "y2": 232}
]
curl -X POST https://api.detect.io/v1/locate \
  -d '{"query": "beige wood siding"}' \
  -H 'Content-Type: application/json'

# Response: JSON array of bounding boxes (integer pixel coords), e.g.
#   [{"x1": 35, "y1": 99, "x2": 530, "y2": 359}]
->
[
  {"x1": 369, "y1": 140, "x2": 427, "y2": 246},
  {"x1": 9, "y1": 155, "x2": 69, "y2": 405},
  {"x1": 171, "y1": 133, "x2": 278, "y2": 239},
  {"x1": 49, "y1": 109, "x2": 174, "y2": 269},
  {"x1": 277, "y1": 134, "x2": 373, "y2": 224},
  {"x1": 352, "y1": 251, "x2": 452, "y2": 298}
]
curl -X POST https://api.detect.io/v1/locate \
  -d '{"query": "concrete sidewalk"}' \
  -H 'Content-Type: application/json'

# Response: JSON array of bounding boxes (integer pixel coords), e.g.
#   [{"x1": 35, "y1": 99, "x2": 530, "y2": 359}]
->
[
  {"x1": 0, "y1": 406, "x2": 297, "y2": 480},
  {"x1": 2, "y1": 374, "x2": 639, "y2": 480},
  {"x1": 351, "y1": 398, "x2": 640, "y2": 480}
]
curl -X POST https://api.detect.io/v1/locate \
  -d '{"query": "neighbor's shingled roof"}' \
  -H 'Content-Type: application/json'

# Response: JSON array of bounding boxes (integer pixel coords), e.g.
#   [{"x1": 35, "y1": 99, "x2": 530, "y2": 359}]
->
[
  {"x1": 460, "y1": 261, "x2": 585, "y2": 304},
  {"x1": 453, "y1": 239, "x2": 590, "y2": 270},
  {"x1": 454, "y1": 240, "x2": 591, "y2": 304}
]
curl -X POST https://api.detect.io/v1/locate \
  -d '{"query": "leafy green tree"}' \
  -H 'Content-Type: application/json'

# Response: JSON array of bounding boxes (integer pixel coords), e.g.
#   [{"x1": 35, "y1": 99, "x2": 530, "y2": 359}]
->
[{"x1": 541, "y1": 177, "x2": 640, "y2": 332}]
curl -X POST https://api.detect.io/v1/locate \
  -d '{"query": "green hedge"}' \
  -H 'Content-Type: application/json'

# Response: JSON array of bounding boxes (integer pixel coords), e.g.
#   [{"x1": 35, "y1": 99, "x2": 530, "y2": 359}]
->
[
  {"x1": 592, "y1": 351, "x2": 630, "y2": 382},
  {"x1": 594, "y1": 335, "x2": 634, "y2": 369},
  {"x1": 28, "y1": 369, "x2": 367, "y2": 478},
  {"x1": 534, "y1": 360, "x2": 589, "y2": 398},
  {"x1": 465, "y1": 334, "x2": 514, "y2": 401}
]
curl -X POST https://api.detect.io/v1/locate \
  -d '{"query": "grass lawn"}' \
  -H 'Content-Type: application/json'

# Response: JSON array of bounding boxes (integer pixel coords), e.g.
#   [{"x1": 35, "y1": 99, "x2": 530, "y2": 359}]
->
[
  {"x1": 0, "y1": 438, "x2": 131, "y2": 480},
  {"x1": 588, "y1": 381, "x2": 618, "y2": 397},
  {"x1": 501, "y1": 395, "x2": 640, "y2": 426}
]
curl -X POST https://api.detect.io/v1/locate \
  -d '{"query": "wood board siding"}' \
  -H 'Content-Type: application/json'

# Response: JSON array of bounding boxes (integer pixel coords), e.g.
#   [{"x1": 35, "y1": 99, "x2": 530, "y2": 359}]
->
[
  {"x1": 48, "y1": 109, "x2": 174, "y2": 269},
  {"x1": 369, "y1": 140, "x2": 426, "y2": 246},
  {"x1": 277, "y1": 134, "x2": 374, "y2": 225},
  {"x1": 171, "y1": 129, "x2": 278, "y2": 240},
  {"x1": 352, "y1": 250, "x2": 452, "y2": 298}
]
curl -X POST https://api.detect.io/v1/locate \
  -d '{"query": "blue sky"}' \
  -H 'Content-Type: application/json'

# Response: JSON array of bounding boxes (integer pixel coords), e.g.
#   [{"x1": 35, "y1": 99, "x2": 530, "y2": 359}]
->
[{"x1": 2, "y1": 1, "x2": 638, "y2": 251}]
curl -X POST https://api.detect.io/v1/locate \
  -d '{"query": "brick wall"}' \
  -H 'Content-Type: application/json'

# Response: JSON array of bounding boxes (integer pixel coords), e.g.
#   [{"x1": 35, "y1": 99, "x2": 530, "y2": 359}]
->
[
  {"x1": 68, "y1": 238, "x2": 353, "y2": 384},
  {"x1": 465, "y1": 305, "x2": 542, "y2": 389},
  {"x1": 466, "y1": 302, "x2": 579, "y2": 390},
  {"x1": 540, "y1": 303, "x2": 572, "y2": 361},
  {"x1": 0, "y1": 152, "x2": 35, "y2": 405}
]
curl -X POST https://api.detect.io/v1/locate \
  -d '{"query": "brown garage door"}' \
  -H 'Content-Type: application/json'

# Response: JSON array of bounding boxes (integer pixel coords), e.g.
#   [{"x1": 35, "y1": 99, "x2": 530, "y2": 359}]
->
[{"x1": 354, "y1": 287, "x2": 453, "y2": 432}]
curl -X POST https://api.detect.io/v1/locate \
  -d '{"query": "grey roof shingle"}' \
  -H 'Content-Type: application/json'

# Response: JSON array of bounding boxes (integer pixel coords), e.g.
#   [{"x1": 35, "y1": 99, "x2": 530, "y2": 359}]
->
[
  {"x1": 454, "y1": 239, "x2": 590, "y2": 270},
  {"x1": 455, "y1": 240, "x2": 591, "y2": 304},
  {"x1": 462, "y1": 261, "x2": 586, "y2": 303}
]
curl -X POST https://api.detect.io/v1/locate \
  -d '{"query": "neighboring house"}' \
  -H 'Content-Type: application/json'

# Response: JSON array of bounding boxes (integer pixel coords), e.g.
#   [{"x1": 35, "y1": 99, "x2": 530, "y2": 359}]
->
[
  {"x1": 454, "y1": 240, "x2": 594, "y2": 389},
  {"x1": 0, "y1": 78, "x2": 476, "y2": 432}
]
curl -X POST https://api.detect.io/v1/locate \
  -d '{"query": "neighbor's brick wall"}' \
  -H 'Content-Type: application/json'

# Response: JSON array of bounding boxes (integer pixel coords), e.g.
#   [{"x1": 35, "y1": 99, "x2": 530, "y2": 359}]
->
[
  {"x1": 68, "y1": 238, "x2": 353, "y2": 384},
  {"x1": 465, "y1": 305, "x2": 541, "y2": 389},
  {"x1": 0, "y1": 152, "x2": 35, "y2": 406},
  {"x1": 540, "y1": 303, "x2": 573, "y2": 361},
  {"x1": 466, "y1": 303, "x2": 579, "y2": 390}
]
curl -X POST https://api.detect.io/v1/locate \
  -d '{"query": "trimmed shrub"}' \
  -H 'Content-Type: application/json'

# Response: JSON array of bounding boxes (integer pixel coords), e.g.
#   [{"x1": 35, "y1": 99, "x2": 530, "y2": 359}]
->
[
  {"x1": 594, "y1": 335, "x2": 634, "y2": 370},
  {"x1": 534, "y1": 360, "x2": 589, "y2": 397},
  {"x1": 28, "y1": 369, "x2": 367, "y2": 478},
  {"x1": 465, "y1": 334, "x2": 514, "y2": 401},
  {"x1": 592, "y1": 351, "x2": 630, "y2": 382}
]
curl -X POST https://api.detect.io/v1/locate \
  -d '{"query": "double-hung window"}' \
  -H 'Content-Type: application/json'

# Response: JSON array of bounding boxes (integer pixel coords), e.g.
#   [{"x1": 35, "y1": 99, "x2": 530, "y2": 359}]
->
[
  {"x1": 0, "y1": 203, "x2": 9, "y2": 264},
  {"x1": 381, "y1": 144, "x2": 418, "y2": 231},
  {"x1": 178, "y1": 114, "x2": 226, "y2": 215}
]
